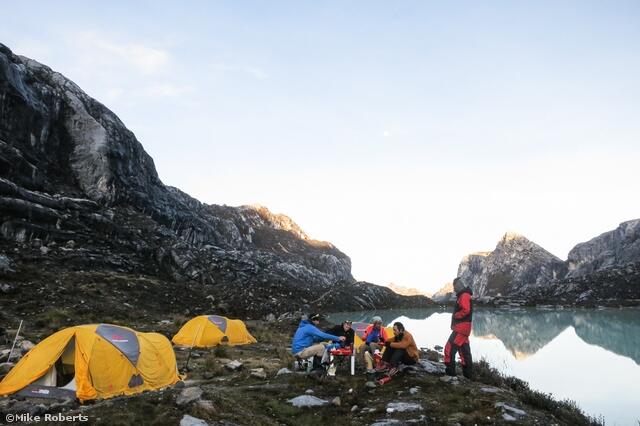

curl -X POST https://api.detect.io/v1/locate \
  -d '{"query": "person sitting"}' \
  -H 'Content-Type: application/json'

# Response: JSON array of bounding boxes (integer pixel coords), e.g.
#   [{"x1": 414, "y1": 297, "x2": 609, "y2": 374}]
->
[
  {"x1": 360, "y1": 316, "x2": 389, "y2": 372},
  {"x1": 381, "y1": 321, "x2": 419, "y2": 376},
  {"x1": 325, "y1": 320, "x2": 354, "y2": 349},
  {"x1": 291, "y1": 313, "x2": 345, "y2": 370}
]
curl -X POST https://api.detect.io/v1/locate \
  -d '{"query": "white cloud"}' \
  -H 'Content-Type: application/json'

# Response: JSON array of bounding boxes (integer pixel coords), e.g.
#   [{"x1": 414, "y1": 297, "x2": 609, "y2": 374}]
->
[{"x1": 71, "y1": 32, "x2": 170, "y2": 75}]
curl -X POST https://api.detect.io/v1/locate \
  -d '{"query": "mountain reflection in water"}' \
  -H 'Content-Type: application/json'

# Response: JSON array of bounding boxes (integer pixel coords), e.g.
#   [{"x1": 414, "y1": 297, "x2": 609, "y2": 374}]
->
[
  {"x1": 331, "y1": 307, "x2": 640, "y2": 364},
  {"x1": 329, "y1": 307, "x2": 640, "y2": 425}
]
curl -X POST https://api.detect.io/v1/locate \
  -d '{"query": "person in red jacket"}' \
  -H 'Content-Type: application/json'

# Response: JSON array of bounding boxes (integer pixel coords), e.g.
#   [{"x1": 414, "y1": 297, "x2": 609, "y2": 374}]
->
[{"x1": 444, "y1": 277, "x2": 473, "y2": 379}]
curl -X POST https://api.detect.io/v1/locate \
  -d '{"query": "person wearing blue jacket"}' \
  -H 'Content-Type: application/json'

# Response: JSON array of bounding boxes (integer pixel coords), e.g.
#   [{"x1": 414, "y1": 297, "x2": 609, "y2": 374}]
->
[{"x1": 291, "y1": 313, "x2": 345, "y2": 368}]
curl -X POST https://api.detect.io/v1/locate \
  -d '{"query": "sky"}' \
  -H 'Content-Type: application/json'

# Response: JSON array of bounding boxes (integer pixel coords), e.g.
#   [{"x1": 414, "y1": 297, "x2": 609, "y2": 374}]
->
[{"x1": 2, "y1": 1, "x2": 640, "y2": 293}]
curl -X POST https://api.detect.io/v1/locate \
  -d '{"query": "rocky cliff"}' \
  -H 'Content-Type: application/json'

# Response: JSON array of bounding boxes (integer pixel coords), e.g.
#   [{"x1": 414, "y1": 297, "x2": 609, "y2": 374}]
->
[
  {"x1": 456, "y1": 233, "x2": 566, "y2": 297},
  {"x1": 567, "y1": 219, "x2": 640, "y2": 278},
  {"x1": 453, "y1": 222, "x2": 640, "y2": 304},
  {"x1": 0, "y1": 43, "x2": 433, "y2": 322}
]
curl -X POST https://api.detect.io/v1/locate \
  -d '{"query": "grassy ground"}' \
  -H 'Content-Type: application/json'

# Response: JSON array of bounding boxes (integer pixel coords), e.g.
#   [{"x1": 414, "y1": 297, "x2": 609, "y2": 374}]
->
[{"x1": 0, "y1": 320, "x2": 604, "y2": 426}]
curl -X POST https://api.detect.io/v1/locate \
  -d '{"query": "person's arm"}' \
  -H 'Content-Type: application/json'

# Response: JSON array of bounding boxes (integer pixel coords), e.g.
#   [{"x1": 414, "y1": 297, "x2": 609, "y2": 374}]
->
[
  {"x1": 454, "y1": 293, "x2": 471, "y2": 319},
  {"x1": 362, "y1": 327, "x2": 371, "y2": 342},
  {"x1": 324, "y1": 325, "x2": 340, "y2": 336},
  {"x1": 390, "y1": 333, "x2": 410, "y2": 349},
  {"x1": 309, "y1": 326, "x2": 341, "y2": 342}
]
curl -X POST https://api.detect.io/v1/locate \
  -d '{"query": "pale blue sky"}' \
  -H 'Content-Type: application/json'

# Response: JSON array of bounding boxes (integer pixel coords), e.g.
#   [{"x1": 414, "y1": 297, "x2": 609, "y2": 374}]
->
[{"x1": 3, "y1": 1, "x2": 640, "y2": 292}]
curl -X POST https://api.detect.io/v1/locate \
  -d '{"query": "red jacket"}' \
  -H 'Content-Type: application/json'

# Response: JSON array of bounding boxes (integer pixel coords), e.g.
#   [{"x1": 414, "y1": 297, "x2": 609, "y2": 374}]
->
[{"x1": 451, "y1": 288, "x2": 473, "y2": 336}]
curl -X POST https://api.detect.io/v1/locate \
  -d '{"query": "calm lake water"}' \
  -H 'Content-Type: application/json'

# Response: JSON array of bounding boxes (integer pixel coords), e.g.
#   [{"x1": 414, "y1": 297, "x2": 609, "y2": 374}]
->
[{"x1": 329, "y1": 306, "x2": 640, "y2": 426}]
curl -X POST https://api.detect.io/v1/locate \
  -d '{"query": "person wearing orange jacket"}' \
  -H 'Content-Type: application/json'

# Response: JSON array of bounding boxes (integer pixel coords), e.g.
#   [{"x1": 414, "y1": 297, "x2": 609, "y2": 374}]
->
[
  {"x1": 382, "y1": 322, "x2": 419, "y2": 372},
  {"x1": 444, "y1": 277, "x2": 473, "y2": 379}
]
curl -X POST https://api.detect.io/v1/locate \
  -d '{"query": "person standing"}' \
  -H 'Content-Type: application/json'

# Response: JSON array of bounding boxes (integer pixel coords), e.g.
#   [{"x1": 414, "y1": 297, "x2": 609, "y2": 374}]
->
[{"x1": 444, "y1": 277, "x2": 473, "y2": 379}]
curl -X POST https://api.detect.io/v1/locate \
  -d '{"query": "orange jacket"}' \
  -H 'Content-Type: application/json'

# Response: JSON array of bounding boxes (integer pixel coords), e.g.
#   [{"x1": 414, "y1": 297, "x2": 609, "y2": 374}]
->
[
  {"x1": 362, "y1": 324, "x2": 389, "y2": 344},
  {"x1": 389, "y1": 330, "x2": 419, "y2": 361}
]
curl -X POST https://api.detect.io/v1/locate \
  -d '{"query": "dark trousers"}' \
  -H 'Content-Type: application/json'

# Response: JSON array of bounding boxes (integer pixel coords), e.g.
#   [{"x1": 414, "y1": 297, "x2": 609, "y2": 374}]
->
[
  {"x1": 444, "y1": 331, "x2": 473, "y2": 378},
  {"x1": 382, "y1": 346, "x2": 416, "y2": 367}
]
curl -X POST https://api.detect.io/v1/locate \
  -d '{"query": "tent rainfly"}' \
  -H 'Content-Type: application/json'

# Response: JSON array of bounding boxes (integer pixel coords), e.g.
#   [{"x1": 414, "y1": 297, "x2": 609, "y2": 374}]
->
[
  {"x1": 0, "y1": 324, "x2": 181, "y2": 402},
  {"x1": 172, "y1": 315, "x2": 257, "y2": 348}
]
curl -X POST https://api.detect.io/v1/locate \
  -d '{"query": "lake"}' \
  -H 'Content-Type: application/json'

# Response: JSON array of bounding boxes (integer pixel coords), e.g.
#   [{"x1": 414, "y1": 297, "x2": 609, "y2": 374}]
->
[{"x1": 329, "y1": 306, "x2": 640, "y2": 426}]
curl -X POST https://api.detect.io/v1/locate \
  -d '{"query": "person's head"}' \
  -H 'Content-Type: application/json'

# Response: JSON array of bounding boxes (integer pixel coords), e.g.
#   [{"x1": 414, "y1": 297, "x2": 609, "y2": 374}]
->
[
  {"x1": 453, "y1": 277, "x2": 466, "y2": 293},
  {"x1": 309, "y1": 313, "x2": 321, "y2": 324},
  {"x1": 393, "y1": 321, "x2": 405, "y2": 335},
  {"x1": 371, "y1": 316, "x2": 383, "y2": 328},
  {"x1": 342, "y1": 320, "x2": 352, "y2": 331}
]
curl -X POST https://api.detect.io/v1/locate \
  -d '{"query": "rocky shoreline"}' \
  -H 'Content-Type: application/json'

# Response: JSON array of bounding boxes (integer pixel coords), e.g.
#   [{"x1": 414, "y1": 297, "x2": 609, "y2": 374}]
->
[{"x1": 0, "y1": 319, "x2": 602, "y2": 426}]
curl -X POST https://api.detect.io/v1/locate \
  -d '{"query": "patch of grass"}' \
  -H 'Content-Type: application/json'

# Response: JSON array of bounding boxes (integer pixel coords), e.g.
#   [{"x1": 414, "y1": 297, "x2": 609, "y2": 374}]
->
[
  {"x1": 33, "y1": 307, "x2": 71, "y2": 332},
  {"x1": 264, "y1": 399, "x2": 299, "y2": 417},
  {"x1": 473, "y1": 359, "x2": 604, "y2": 426},
  {"x1": 213, "y1": 345, "x2": 228, "y2": 358}
]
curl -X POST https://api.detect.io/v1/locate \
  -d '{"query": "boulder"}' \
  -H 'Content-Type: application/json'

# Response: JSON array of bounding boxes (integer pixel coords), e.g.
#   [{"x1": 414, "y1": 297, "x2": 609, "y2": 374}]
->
[
  {"x1": 224, "y1": 360, "x2": 243, "y2": 371},
  {"x1": 195, "y1": 399, "x2": 217, "y2": 416},
  {"x1": 386, "y1": 402, "x2": 423, "y2": 413},
  {"x1": 275, "y1": 367, "x2": 292, "y2": 376},
  {"x1": 249, "y1": 368, "x2": 267, "y2": 380},
  {"x1": 176, "y1": 386, "x2": 203, "y2": 407},
  {"x1": 287, "y1": 395, "x2": 328, "y2": 407},
  {"x1": 495, "y1": 402, "x2": 527, "y2": 418},
  {"x1": 420, "y1": 360, "x2": 446, "y2": 375},
  {"x1": 19, "y1": 340, "x2": 35, "y2": 353},
  {"x1": 180, "y1": 415, "x2": 208, "y2": 426}
]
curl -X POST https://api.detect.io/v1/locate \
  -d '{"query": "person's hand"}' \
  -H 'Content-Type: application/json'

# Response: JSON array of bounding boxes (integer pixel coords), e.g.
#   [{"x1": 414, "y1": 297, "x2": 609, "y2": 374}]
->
[
  {"x1": 339, "y1": 336, "x2": 346, "y2": 342},
  {"x1": 384, "y1": 341, "x2": 391, "y2": 348}
]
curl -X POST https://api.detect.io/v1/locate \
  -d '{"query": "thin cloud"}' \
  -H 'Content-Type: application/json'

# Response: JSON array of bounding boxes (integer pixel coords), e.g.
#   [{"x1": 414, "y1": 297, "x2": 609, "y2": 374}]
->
[
  {"x1": 210, "y1": 63, "x2": 268, "y2": 81},
  {"x1": 71, "y1": 32, "x2": 170, "y2": 75}
]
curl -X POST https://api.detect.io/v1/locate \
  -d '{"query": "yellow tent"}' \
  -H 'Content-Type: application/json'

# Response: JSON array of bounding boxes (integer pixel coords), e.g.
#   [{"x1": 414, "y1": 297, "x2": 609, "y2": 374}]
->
[
  {"x1": 172, "y1": 315, "x2": 256, "y2": 348},
  {"x1": 0, "y1": 324, "x2": 180, "y2": 402},
  {"x1": 353, "y1": 322, "x2": 395, "y2": 348}
]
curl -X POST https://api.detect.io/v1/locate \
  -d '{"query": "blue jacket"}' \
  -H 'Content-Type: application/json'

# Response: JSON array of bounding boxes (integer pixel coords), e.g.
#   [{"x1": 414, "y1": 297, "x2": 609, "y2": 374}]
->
[{"x1": 291, "y1": 320, "x2": 341, "y2": 354}]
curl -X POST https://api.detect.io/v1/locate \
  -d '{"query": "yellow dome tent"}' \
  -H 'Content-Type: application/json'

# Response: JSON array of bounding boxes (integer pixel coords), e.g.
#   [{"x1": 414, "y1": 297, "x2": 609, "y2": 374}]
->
[
  {"x1": 172, "y1": 315, "x2": 256, "y2": 348},
  {"x1": 0, "y1": 324, "x2": 181, "y2": 402}
]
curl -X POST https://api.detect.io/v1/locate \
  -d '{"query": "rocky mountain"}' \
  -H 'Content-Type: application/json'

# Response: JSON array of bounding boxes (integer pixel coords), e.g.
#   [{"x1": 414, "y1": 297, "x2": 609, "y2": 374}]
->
[
  {"x1": 567, "y1": 219, "x2": 640, "y2": 278},
  {"x1": 430, "y1": 282, "x2": 454, "y2": 302},
  {"x1": 0, "y1": 43, "x2": 433, "y2": 323},
  {"x1": 456, "y1": 233, "x2": 566, "y2": 297},
  {"x1": 453, "y1": 222, "x2": 640, "y2": 304},
  {"x1": 386, "y1": 282, "x2": 427, "y2": 297}
]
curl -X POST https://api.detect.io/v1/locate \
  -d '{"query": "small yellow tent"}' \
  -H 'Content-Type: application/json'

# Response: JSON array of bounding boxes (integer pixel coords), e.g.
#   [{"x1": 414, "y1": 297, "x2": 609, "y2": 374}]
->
[
  {"x1": 353, "y1": 322, "x2": 395, "y2": 348},
  {"x1": 172, "y1": 315, "x2": 256, "y2": 348},
  {"x1": 0, "y1": 324, "x2": 180, "y2": 402}
]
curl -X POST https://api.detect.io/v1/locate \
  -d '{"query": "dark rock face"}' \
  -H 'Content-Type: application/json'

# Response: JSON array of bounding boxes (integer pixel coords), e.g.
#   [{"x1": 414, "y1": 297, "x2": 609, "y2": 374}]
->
[
  {"x1": 0, "y1": 43, "x2": 433, "y2": 320},
  {"x1": 567, "y1": 219, "x2": 640, "y2": 278},
  {"x1": 456, "y1": 233, "x2": 567, "y2": 297},
  {"x1": 453, "y1": 222, "x2": 640, "y2": 303}
]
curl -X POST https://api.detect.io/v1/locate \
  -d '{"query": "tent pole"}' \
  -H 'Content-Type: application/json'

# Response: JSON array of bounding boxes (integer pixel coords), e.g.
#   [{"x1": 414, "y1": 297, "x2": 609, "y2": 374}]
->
[
  {"x1": 7, "y1": 320, "x2": 23, "y2": 363},
  {"x1": 183, "y1": 323, "x2": 203, "y2": 372}
]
